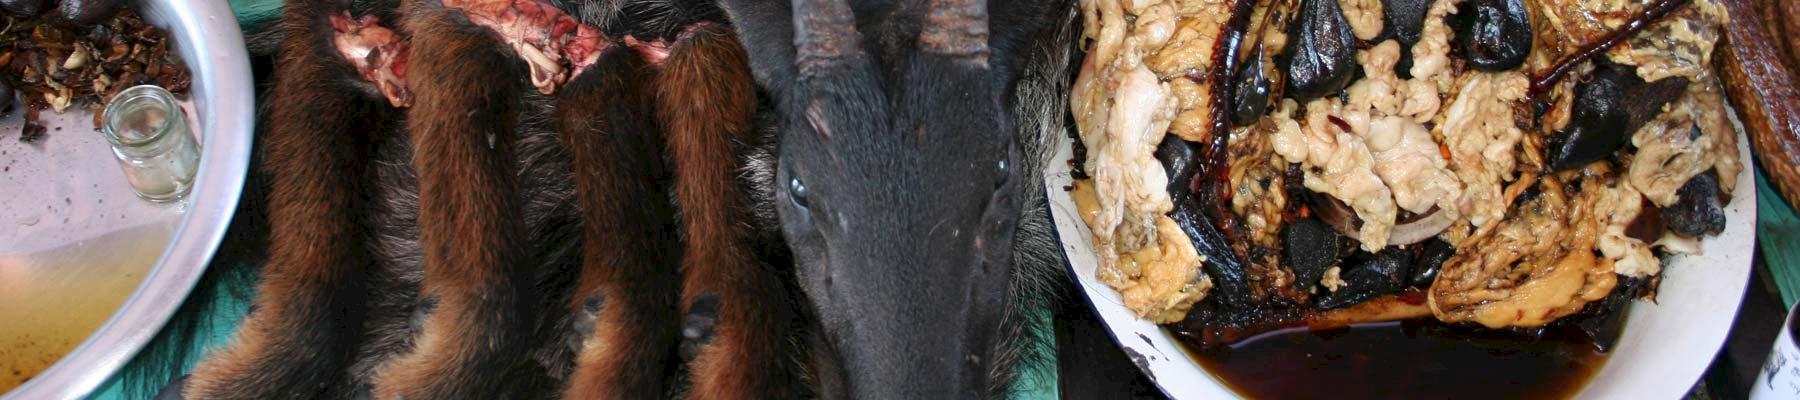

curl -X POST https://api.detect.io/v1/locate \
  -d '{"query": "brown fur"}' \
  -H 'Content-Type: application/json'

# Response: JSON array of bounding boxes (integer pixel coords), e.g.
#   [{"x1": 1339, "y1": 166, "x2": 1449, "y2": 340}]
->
[
  {"x1": 655, "y1": 24, "x2": 802, "y2": 400},
  {"x1": 367, "y1": 0, "x2": 540, "y2": 397},
  {"x1": 182, "y1": 1, "x2": 391, "y2": 398},
  {"x1": 183, "y1": 1, "x2": 793, "y2": 398},
  {"x1": 557, "y1": 45, "x2": 685, "y2": 399}
]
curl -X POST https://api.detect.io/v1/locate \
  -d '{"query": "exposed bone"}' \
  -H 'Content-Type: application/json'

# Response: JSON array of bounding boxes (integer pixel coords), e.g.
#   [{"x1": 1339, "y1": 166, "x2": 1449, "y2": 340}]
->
[
  {"x1": 331, "y1": 13, "x2": 413, "y2": 107},
  {"x1": 441, "y1": 0, "x2": 608, "y2": 95}
]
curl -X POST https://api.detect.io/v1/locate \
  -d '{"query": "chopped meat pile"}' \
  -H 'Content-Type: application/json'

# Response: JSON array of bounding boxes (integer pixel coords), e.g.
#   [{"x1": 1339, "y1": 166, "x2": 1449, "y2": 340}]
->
[{"x1": 1072, "y1": 0, "x2": 1741, "y2": 339}]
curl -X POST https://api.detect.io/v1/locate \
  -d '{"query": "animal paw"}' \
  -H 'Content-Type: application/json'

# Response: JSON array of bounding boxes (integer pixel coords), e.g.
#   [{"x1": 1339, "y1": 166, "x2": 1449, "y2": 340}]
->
[
  {"x1": 679, "y1": 294, "x2": 721, "y2": 362},
  {"x1": 567, "y1": 293, "x2": 604, "y2": 352},
  {"x1": 405, "y1": 296, "x2": 437, "y2": 336}
]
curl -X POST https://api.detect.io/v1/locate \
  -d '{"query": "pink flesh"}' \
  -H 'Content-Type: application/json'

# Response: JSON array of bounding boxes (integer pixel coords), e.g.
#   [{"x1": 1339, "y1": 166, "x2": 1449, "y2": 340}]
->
[
  {"x1": 330, "y1": 1, "x2": 718, "y2": 99},
  {"x1": 442, "y1": 0, "x2": 609, "y2": 94},
  {"x1": 627, "y1": 22, "x2": 720, "y2": 66},
  {"x1": 331, "y1": 13, "x2": 413, "y2": 107},
  {"x1": 625, "y1": 35, "x2": 672, "y2": 65}
]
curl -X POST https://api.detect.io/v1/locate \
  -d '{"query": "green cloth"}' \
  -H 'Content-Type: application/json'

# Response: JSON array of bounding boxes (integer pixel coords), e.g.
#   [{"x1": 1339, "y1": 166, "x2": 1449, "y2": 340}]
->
[
  {"x1": 88, "y1": 289, "x2": 248, "y2": 400},
  {"x1": 227, "y1": 0, "x2": 282, "y2": 32},
  {"x1": 1759, "y1": 171, "x2": 1800, "y2": 308}
]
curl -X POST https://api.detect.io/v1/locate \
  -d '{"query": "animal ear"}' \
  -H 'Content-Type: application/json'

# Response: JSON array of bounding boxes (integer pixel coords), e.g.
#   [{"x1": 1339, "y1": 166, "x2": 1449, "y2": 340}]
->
[
  {"x1": 919, "y1": 0, "x2": 989, "y2": 68},
  {"x1": 714, "y1": 0, "x2": 799, "y2": 92}
]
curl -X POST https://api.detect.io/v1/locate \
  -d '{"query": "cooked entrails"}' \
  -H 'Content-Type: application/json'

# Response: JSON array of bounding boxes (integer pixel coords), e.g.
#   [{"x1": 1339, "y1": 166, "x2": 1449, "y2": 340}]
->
[{"x1": 1071, "y1": 0, "x2": 1738, "y2": 345}]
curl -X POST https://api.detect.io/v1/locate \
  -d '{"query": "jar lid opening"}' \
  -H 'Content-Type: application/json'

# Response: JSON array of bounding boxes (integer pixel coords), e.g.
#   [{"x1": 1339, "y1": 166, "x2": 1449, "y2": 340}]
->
[{"x1": 101, "y1": 85, "x2": 180, "y2": 147}]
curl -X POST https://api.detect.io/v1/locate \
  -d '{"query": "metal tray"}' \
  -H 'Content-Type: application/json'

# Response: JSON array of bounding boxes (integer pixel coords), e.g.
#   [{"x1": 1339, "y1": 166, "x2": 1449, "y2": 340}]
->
[{"x1": 0, "y1": 0, "x2": 253, "y2": 397}]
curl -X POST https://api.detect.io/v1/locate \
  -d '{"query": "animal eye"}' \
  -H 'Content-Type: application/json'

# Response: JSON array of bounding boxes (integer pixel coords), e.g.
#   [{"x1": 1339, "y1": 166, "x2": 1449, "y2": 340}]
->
[
  {"x1": 789, "y1": 177, "x2": 810, "y2": 208},
  {"x1": 994, "y1": 159, "x2": 1009, "y2": 189}
]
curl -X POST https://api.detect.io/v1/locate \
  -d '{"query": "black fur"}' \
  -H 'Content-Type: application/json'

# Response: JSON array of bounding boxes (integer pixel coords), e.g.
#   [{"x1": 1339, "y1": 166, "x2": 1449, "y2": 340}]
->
[{"x1": 714, "y1": 0, "x2": 1077, "y2": 397}]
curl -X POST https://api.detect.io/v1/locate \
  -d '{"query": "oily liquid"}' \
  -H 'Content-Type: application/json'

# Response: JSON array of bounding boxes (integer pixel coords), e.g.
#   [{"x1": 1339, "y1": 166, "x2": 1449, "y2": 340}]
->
[
  {"x1": 0, "y1": 225, "x2": 163, "y2": 391},
  {"x1": 1187, "y1": 319, "x2": 1608, "y2": 399}
]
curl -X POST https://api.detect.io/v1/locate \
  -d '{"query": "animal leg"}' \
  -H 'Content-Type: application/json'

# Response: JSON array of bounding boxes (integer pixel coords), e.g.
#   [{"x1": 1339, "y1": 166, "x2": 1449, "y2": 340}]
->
[
  {"x1": 555, "y1": 45, "x2": 685, "y2": 399},
  {"x1": 182, "y1": 2, "x2": 390, "y2": 399},
  {"x1": 652, "y1": 23, "x2": 802, "y2": 400},
  {"x1": 367, "y1": 1, "x2": 538, "y2": 398}
]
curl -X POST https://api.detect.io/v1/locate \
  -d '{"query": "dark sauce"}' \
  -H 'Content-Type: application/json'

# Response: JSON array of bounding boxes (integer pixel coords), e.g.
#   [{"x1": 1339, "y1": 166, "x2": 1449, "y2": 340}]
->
[{"x1": 1186, "y1": 319, "x2": 1607, "y2": 399}]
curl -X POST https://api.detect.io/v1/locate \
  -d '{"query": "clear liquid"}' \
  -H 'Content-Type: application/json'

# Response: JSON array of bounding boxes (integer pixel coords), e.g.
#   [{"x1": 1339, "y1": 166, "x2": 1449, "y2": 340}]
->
[
  {"x1": 112, "y1": 135, "x2": 197, "y2": 202},
  {"x1": 105, "y1": 89, "x2": 199, "y2": 203}
]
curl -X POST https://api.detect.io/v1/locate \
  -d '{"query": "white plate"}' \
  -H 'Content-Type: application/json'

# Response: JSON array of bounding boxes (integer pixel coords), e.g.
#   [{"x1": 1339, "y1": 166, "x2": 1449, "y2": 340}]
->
[
  {"x1": 0, "y1": 0, "x2": 254, "y2": 398},
  {"x1": 1044, "y1": 121, "x2": 1757, "y2": 399}
]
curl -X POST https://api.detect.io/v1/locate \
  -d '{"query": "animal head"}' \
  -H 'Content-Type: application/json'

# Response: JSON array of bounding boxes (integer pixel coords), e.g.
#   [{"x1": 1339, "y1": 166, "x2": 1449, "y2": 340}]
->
[{"x1": 719, "y1": 0, "x2": 1063, "y2": 397}]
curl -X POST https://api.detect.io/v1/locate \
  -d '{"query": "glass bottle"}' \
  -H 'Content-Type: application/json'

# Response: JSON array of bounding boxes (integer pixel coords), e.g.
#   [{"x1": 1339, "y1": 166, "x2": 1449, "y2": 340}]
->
[{"x1": 100, "y1": 85, "x2": 200, "y2": 202}]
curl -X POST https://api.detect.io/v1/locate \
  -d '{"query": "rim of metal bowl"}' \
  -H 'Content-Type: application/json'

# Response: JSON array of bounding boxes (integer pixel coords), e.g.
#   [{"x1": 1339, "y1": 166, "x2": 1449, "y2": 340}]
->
[{"x1": 3, "y1": 0, "x2": 254, "y2": 398}]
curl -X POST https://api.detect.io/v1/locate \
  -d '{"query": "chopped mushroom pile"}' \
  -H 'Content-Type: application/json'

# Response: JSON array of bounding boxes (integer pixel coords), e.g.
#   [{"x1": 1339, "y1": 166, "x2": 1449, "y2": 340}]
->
[{"x1": 0, "y1": 9, "x2": 190, "y2": 142}]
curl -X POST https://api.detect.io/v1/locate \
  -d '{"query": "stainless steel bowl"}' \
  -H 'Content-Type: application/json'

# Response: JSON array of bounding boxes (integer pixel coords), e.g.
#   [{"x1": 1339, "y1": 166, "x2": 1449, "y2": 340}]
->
[{"x1": 0, "y1": 0, "x2": 254, "y2": 397}]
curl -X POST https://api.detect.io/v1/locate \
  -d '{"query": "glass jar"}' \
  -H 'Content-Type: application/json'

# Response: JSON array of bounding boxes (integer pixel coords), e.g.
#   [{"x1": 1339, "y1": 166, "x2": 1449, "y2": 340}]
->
[{"x1": 100, "y1": 85, "x2": 200, "y2": 202}]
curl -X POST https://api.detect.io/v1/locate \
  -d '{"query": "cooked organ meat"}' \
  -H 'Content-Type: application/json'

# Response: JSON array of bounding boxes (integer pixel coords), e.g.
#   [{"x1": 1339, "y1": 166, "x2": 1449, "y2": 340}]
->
[
  {"x1": 1071, "y1": 181, "x2": 1211, "y2": 323},
  {"x1": 1453, "y1": 0, "x2": 1532, "y2": 71},
  {"x1": 1428, "y1": 175, "x2": 1626, "y2": 328},
  {"x1": 1545, "y1": 62, "x2": 1688, "y2": 172},
  {"x1": 1072, "y1": 0, "x2": 1215, "y2": 323},
  {"x1": 1281, "y1": 0, "x2": 1361, "y2": 101},
  {"x1": 1072, "y1": 0, "x2": 1741, "y2": 346}
]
